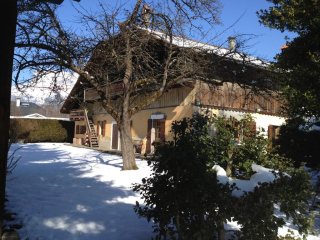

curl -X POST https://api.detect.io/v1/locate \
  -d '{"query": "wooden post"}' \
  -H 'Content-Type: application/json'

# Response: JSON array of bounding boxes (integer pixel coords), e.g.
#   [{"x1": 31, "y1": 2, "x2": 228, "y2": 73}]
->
[{"x1": 0, "y1": 0, "x2": 17, "y2": 238}]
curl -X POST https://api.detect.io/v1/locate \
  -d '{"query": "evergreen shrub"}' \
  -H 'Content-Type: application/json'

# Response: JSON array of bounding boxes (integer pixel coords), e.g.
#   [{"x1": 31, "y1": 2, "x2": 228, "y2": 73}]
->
[
  {"x1": 275, "y1": 117, "x2": 320, "y2": 169},
  {"x1": 133, "y1": 112, "x2": 313, "y2": 240},
  {"x1": 10, "y1": 119, "x2": 74, "y2": 143}
]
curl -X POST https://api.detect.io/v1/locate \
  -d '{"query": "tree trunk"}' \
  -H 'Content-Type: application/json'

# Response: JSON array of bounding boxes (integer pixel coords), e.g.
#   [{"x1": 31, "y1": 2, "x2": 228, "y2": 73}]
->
[
  {"x1": 226, "y1": 160, "x2": 233, "y2": 178},
  {"x1": 119, "y1": 117, "x2": 138, "y2": 170},
  {"x1": 218, "y1": 220, "x2": 226, "y2": 240},
  {"x1": 226, "y1": 151, "x2": 234, "y2": 177},
  {"x1": 0, "y1": 0, "x2": 17, "y2": 237}
]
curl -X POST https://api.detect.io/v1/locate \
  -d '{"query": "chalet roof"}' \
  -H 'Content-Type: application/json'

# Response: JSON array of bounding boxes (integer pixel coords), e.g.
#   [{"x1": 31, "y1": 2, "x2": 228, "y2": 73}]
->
[
  {"x1": 280, "y1": 44, "x2": 289, "y2": 50},
  {"x1": 10, "y1": 113, "x2": 69, "y2": 121},
  {"x1": 142, "y1": 27, "x2": 269, "y2": 68},
  {"x1": 60, "y1": 27, "x2": 271, "y2": 114},
  {"x1": 60, "y1": 79, "x2": 83, "y2": 114}
]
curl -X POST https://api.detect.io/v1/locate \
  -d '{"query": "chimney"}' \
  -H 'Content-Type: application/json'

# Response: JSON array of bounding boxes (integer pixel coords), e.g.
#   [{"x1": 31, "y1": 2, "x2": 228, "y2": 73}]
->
[
  {"x1": 16, "y1": 98, "x2": 21, "y2": 107},
  {"x1": 228, "y1": 36, "x2": 236, "y2": 51},
  {"x1": 142, "y1": 4, "x2": 151, "y2": 28}
]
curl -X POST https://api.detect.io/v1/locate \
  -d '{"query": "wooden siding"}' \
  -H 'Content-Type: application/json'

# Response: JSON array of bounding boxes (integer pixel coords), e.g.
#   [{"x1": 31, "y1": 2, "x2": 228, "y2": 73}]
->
[
  {"x1": 85, "y1": 88, "x2": 100, "y2": 101},
  {"x1": 87, "y1": 86, "x2": 195, "y2": 112},
  {"x1": 197, "y1": 82, "x2": 282, "y2": 115},
  {"x1": 133, "y1": 87, "x2": 195, "y2": 109},
  {"x1": 85, "y1": 82, "x2": 124, "y2": 101}
]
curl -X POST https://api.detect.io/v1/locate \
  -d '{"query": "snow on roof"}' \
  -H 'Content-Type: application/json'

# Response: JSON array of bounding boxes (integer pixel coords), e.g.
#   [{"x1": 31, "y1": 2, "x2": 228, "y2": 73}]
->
[{"x1": 144, "y1": 27, "x2": 270, "y2": 68}]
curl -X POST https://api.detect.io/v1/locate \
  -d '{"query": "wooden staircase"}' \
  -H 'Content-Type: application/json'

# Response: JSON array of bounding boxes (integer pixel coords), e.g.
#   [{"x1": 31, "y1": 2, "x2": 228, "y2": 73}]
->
[
  {"x1": 88, "y1": 119, "x2": 99, "y2": 148},
  {"x1": 84, "y1": 109, "x2": 99, "y2": 148}
]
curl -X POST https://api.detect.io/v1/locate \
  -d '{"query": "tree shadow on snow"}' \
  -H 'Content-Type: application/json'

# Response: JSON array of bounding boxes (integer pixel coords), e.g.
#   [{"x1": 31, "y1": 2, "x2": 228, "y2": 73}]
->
[{"x1": 5, "y1": 143, "x2": 154, "y2": 240}]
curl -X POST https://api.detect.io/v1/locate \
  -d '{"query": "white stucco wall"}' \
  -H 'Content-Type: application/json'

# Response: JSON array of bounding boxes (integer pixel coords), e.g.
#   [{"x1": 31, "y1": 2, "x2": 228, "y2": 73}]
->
[{"x1": 196, "y1": 107, "x2": 286, "y2": 137}]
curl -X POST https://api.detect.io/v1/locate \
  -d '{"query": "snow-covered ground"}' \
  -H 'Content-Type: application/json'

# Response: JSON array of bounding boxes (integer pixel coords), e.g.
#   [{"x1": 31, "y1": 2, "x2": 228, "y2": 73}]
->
[{"x1": 5, "y1": 143, "x2": 320, "y2": 240}]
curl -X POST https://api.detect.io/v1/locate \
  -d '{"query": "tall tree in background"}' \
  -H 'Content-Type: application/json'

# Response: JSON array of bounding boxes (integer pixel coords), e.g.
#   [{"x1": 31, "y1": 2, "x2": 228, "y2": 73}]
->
[{"x1": 258, "y1": 0, "x2": 320, "y2": 118}]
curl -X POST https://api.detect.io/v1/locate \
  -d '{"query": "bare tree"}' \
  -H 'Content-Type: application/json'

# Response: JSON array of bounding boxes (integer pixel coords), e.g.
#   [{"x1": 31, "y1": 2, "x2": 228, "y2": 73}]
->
[{"x1": 13, "y1": 0, "x2": 274, "y2": 170}]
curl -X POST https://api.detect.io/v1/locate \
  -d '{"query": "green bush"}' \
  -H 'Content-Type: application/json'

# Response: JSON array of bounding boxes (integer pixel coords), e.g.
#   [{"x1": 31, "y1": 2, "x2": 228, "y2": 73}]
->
[
  {"x1": 10, "y1": 119, "x2": 74, "y2": 143},
  {"x1": 275, "y1": 117, "x2": 320, "y2": 169},
  {"x1": 133, "y1": 113, "x2": 313, "y2": 240}
]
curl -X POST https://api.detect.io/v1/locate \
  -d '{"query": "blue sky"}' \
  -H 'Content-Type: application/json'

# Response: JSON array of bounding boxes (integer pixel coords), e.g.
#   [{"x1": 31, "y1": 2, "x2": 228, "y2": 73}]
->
[{"x1": 56, "y1": 0, "x2": 296, "y2": 61}]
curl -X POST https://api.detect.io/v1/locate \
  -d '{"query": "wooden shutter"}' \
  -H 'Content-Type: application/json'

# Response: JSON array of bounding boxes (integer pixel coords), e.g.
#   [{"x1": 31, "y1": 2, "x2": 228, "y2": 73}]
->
[
  {"x1": 146, "y1": 119, "x2": 152, "y2": 154},
  {"x1": 159, "y1": 119, "x2": 166, "y2": 146},
  {"x1": 112, "y1": 124, "x2": 118, "y2": 149},
  {"x1": 76, "y1": 125, "x2": 80, "y2": 134},
  {"x1": 102, "y1": 120, "x2": 106, "y2": 136},
  {"x1": 244, "y1": 122, "x2": 256, "y2": 139},
  {"x1": 97, "y1": 121, "x2": 100, "y2": 136},
  {"x1": 268, "y1": 125, "x2": 274, "y2": 148}
]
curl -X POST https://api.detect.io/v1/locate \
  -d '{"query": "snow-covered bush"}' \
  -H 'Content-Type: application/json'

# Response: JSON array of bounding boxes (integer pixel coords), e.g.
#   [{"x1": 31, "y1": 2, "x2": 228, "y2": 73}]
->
[{"x1": 133, "y1": 113, "x2": 313, "y2": 240}]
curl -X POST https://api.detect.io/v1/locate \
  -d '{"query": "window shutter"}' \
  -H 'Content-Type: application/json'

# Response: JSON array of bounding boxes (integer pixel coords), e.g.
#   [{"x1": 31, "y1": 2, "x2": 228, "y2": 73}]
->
[
  {"x1": 244, "y1": 121, "x2": 256, "y2": 139},
  {"x1": 97, "y1": 121, "x2": 100, "y2": 136},
  {"x1": 159, "y1": 119, "x2": 166, "y2": 146},
  {"x1": 102, "y1": 121, "x2": 106, "y2": 136}
]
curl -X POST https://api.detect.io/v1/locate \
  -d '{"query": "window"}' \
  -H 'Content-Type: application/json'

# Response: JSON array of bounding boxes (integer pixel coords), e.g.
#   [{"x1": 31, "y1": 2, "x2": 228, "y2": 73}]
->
[
  {"x1": 156, "y1": 121, "x2": 161, "y2": 139},
  {"x1": 76, "y1": 125, "x2": 86, "y2": 134}
]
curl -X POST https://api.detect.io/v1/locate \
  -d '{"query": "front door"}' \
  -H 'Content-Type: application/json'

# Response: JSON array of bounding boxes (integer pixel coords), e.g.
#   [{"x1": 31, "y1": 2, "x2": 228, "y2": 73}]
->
[
  {"x1": 146, "y1": 119, "x2": 166, "y2": 153},
  {"x1": 112, "y1": 124, "x2": 118, "y2": 150}
]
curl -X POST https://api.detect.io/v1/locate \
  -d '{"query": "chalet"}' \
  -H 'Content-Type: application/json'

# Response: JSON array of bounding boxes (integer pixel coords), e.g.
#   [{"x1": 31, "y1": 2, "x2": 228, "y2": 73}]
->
[
  {"x1": 60, "y1": 32, "x2": 285, "y2": 153},
  {"x1": 11, "y1": 98, "x2": 46, "y2": 118},
  {"x1": 11, "y1": 98, "x2": 69, "y2": 120}
]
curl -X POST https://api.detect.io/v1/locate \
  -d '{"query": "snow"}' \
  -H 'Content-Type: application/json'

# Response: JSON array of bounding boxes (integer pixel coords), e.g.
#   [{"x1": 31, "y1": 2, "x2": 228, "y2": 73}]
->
[
  {"x1": 6, "y1": 143, "x2": 154, "y2": 240},
  {"x1": 5, "y1": 143, "x2": 320, "y2": 240},
  {"x1": 11, "y1": 72, "x2": 78, "y2": 106},
  {"x1": 213, "y1": 164, "x2": 276, "y2": 197},
  {"x1": 145, "y1": 27, "x2": 269, "y2": 67}
]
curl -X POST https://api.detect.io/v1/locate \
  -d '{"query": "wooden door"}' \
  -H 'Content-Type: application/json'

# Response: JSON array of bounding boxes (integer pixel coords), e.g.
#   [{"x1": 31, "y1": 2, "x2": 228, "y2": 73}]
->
[
  {"x1": 155, "y1": 120, "x2": 162, "y2": 143},
  {"x1": 146, "y1": 119, "x2": 166, "y2": 154},
  {"x1": 112, "y1": 124, "x2": 118, "y2": 149}
]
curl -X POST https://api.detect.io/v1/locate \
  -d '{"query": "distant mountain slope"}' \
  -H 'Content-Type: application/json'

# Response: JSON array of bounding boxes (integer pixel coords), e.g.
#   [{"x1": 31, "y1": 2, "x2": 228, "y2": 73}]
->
[{"x1": 11, "y1": 72, "x2": 78, "y2": 106}]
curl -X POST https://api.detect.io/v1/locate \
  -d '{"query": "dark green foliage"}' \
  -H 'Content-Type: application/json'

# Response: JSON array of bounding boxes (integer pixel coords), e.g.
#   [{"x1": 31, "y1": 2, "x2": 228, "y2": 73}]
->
[
  {"x1": 258, "y1": 0, "x2": 320, "y2": 118},
  {"x1": 209, "y1": 114, "x2": 291, "y2": 177},
  {"x1": 235, "y1": 169, "x2": 313, "y2": 240},
  {"x1": 9, "y1": 119, "x2": 21, "y2": 145},
  {"x1": 134, "y1": 114, "x2": 237, "y2": 239},
  {"x1": 133, "y1": 113, "x2": 313, "y2": 240},
  {"x1": 275, "y1": 117, "x2": 320, "y2": 169},
  {"x1": 10, "y1": 119, "x2": 74, "y2": 143}
]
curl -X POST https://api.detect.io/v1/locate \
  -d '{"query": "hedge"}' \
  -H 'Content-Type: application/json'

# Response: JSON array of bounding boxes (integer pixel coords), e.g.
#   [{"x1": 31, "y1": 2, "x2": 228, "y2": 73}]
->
[{"x1": 10, "y1": 119, "x2": 74, "y2": 143}]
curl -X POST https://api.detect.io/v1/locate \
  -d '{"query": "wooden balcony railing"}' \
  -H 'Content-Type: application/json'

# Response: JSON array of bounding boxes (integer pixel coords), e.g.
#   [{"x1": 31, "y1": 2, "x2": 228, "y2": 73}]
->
[{"x1": 70, "y1": 109, "x2": 85, "y2": 121}]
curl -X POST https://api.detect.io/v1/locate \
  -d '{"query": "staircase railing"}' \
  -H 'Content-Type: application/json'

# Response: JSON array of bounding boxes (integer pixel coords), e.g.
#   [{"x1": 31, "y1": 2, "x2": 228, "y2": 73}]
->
[{"x1": 83, "y1": 109, "x2": 93, "y2": 147}]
